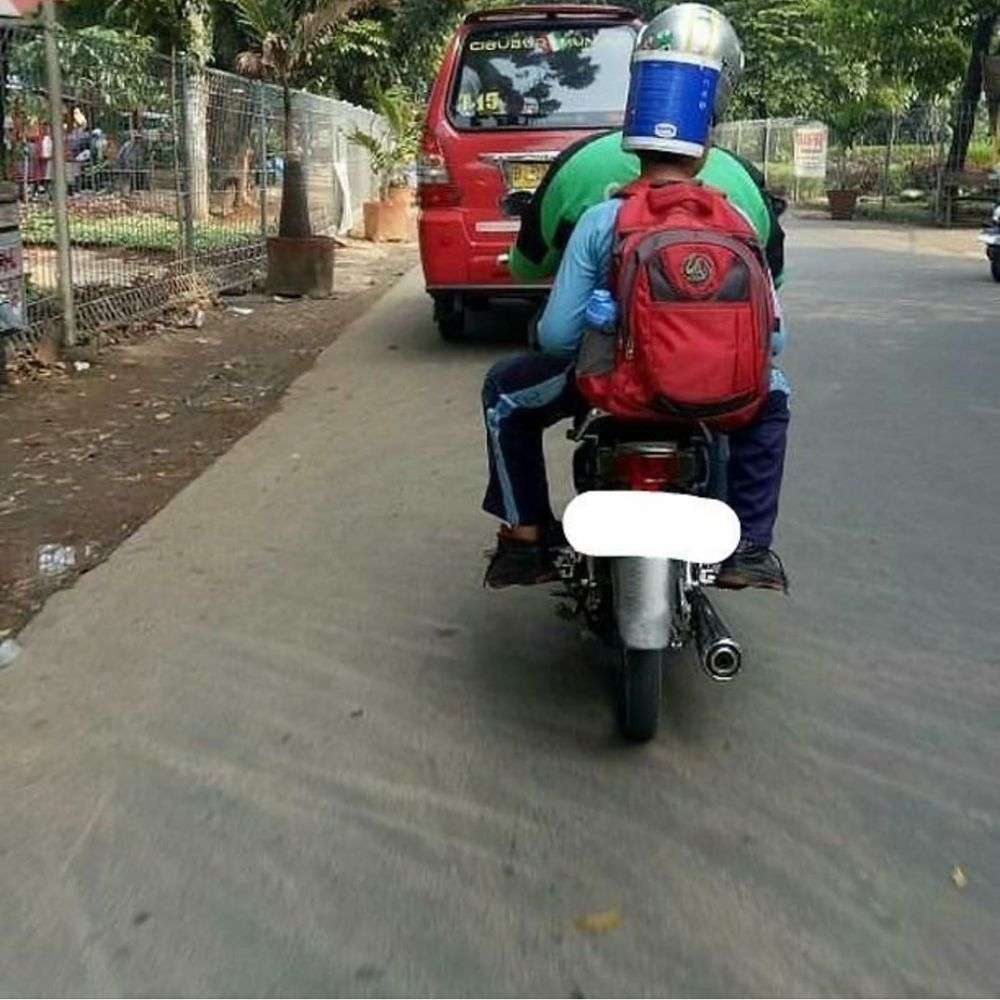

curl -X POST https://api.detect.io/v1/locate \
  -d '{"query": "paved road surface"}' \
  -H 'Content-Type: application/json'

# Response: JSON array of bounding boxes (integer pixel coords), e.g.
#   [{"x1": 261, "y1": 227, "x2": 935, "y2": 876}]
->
[{"x1": 2, "y1": 221, "x2": 998, "y2": 996}]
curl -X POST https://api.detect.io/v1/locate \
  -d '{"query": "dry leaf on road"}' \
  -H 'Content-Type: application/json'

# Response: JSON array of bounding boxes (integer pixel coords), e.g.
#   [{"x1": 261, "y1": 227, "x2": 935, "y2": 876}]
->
[{"x1": 574, "y1": 908, "x2": 622, "y2": 933}]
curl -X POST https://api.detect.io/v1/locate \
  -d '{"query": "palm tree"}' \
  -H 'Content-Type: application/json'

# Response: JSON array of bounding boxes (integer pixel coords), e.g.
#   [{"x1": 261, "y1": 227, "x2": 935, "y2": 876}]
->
[
  {"x1": 226, "y1": 0, "x2": 377, "y2": 238},
  {"x1": 349, "y1": 86, "x2": 419, "y2": 199}
]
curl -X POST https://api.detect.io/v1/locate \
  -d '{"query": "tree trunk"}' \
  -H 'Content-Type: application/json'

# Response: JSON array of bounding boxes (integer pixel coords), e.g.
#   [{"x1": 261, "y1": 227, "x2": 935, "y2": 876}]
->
[
  {"x1": 984, "y1": 55, "x2": 1000, "y2": 161},
  {"x1": 947, "y1": 11, "x2": 999, "y2": 172},
  {"x1": 184, "y1": 67, "x2": 210, "y2": 222},
  {"x1": 279, "y1": 84, "x2": 312, "y2": 239},
  {"x1": 181, "y1": 2, "x2": 212, "y2": 223}
]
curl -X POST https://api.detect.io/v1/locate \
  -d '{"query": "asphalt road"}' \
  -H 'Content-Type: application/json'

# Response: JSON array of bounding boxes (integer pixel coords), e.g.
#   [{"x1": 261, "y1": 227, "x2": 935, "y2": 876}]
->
[{"x1": 1, "y1": 220, "x2": 998, "y2": 997}]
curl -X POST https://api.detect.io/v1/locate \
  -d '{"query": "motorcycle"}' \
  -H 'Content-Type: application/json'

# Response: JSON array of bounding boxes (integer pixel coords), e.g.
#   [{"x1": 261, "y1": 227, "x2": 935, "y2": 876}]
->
[
  {"x1": 554, "y1": 410, "x2": 742, "y2": 742},
  {"x1": 977, "y1": 202, "x2": 1000, "y2": 282}
]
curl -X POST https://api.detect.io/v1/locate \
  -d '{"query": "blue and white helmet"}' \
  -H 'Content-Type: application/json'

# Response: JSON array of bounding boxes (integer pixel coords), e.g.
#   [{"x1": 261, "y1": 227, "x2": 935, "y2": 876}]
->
[{"x1": 623, "y1": 4, "x2": 744, "y2": 158}]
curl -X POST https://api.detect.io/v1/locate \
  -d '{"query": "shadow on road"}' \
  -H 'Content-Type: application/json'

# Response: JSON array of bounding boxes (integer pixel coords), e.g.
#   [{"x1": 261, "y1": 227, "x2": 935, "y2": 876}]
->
[
  {"x1": 424, "y1": 300, "x2": 537, "y2": 354},
  {"x1": 456, "y1": 581, "x2": 722, "y2": 756}
]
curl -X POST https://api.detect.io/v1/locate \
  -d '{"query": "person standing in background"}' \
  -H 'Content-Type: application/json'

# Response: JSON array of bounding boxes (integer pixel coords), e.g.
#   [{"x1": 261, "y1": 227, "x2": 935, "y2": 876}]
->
[
  {"x1": 38, "y1": 122, "x2": 53, "y2": 196},
  {"x1": 66, "y1": 109, "x2": 90, "y2": 194}
]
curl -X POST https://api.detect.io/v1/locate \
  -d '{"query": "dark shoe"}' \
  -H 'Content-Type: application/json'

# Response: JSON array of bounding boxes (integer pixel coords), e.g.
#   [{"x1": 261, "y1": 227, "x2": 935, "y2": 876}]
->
[
  {"x1": 484, "y1": 531, "x2": 559, "y2": 590},
  {"x1": 544, "y1": 519, "x2": 569, "y2": 551},
  {"x1": 715, "y1": 544, "x2": 788, "y2": 593}
]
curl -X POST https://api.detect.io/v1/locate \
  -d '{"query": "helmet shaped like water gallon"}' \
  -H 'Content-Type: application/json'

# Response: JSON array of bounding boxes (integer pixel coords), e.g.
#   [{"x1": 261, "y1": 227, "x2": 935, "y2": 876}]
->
[{"x1": 623, "y1": 4, "x2": 744, "y2": 159}]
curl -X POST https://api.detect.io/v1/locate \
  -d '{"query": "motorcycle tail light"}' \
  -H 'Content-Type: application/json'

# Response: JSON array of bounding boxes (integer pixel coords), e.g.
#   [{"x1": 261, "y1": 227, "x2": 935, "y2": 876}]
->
[
  {"x1": 613, "y1": 446, "x2": 681, "y2": 491},
  {"x1": 417, "y1": 127, "x2": 460, "y2": 208}
]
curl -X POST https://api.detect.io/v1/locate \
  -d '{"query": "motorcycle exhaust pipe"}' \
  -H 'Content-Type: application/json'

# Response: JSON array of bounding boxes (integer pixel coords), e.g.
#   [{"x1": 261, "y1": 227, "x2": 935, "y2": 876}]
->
[{"x1": 690, "y1": 590, "x2": 742, "y2": 682}]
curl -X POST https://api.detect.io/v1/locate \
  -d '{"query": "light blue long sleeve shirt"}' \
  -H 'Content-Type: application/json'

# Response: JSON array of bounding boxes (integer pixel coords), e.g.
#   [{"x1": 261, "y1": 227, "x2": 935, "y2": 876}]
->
[{"x1": 537, "y1": 199, "x2": 790, "y2": 395}]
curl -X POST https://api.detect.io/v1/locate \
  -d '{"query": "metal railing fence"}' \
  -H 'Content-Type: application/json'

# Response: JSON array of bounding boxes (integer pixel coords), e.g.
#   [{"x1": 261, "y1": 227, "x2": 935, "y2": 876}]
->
[
  {"x1": 0, "y1": 19, "x2": 384, "y2": 352},
  {"x1": 717, "y1": 102, "x2": 997, "y2": 226}
]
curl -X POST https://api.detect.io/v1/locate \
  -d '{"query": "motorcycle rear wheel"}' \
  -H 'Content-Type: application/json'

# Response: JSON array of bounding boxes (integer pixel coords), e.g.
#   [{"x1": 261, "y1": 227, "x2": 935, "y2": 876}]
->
[{"x1": 616, "y1": 647, "x2": 662, "y2": 742}]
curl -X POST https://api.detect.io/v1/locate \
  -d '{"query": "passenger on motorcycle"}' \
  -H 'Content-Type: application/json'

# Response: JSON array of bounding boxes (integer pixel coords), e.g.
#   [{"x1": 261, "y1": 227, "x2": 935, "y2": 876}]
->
[{"x1": 482, "y1": 3, "x2": 790, "y2": 593}]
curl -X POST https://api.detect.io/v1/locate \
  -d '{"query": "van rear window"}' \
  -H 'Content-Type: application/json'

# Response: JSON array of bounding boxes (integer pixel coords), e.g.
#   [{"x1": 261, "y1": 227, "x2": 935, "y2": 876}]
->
[{"x1": 451, "y1": 24, "x2": 635, "y2": 129}]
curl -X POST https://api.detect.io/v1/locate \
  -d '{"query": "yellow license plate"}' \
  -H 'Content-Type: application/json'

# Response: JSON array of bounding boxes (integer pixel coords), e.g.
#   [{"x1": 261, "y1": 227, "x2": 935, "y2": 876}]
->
[{"x1": 509, "y1": 162, "x2": 548, "y2": 191}]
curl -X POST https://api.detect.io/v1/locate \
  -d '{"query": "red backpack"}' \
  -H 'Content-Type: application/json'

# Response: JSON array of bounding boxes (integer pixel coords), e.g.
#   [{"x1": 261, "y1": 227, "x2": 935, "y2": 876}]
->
[{"x1": 577, "y1": 180, "x2": 775, "y2": 432}]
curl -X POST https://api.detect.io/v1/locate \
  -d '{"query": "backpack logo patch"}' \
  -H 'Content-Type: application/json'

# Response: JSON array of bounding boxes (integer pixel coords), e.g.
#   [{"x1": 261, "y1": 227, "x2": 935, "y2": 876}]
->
[{"x1": 682, "y1": 253, "x2": 714, "y2": 285}]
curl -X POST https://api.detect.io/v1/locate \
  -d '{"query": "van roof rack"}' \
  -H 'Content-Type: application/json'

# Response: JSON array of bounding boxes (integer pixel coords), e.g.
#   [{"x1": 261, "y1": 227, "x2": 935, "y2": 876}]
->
[{"x1": 464, "y1": 5, "x2": 636, "y2": 25}]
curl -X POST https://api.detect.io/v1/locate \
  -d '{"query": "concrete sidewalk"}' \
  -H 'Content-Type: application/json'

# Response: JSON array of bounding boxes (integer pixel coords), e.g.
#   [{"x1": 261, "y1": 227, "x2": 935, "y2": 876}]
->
[{"x1": 791, "y1": 214, "x2": 986, "y2": 260}]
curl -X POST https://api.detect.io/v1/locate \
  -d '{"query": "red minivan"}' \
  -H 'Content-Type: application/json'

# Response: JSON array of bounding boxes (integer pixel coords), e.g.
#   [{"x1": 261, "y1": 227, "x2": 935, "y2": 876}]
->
[{"x1": 418, "y1": 5, "x2": 639, "y2": 340}]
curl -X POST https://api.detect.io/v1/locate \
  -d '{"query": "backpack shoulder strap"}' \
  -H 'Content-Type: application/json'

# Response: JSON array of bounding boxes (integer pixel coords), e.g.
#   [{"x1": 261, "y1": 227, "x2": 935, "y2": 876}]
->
[
  {"x1": 612, "y1": 180, "x2": 651, "y2": 236},
  {"x1": 611, "y1": 181, "x2": 649, "y2": 287}
]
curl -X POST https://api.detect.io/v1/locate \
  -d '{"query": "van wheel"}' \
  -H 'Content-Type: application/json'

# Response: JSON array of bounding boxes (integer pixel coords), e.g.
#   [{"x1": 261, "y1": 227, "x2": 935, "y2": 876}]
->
[{"x1": 433, "y1": 293, "x2": 465, "y2": 342}]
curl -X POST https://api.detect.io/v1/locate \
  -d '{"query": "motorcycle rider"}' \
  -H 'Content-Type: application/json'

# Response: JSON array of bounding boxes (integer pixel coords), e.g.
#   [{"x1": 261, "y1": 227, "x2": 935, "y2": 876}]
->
[{"x1": 482, "y1": 3, "x2": 790, "y2": 592}]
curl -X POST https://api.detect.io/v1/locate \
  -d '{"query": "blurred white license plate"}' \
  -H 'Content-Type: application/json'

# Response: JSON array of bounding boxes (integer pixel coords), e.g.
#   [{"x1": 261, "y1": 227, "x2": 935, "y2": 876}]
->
[{"x1": 564, "y1": 492, "x2": 740, "y2": 563}]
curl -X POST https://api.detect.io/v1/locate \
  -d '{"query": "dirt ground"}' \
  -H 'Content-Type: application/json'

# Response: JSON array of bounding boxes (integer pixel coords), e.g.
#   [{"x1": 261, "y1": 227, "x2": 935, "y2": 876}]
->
[{"x1": 0, "y1": 239, "x2": 418, "y2": 636}]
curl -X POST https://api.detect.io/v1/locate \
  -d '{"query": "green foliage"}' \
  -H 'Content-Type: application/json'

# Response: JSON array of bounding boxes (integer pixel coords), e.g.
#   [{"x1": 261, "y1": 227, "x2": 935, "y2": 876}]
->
[
  {"x1": 383, "y1": 0, "x2": 465, "y2": 98},
  {"x1": 58, "y1": 0, "x2": 1000, "y2": 149},
  {"x1": 349, "y1": 85, "x2": 420, "y2": 195},
  {"x1": 966, "y1": 139, "x2": 998, "y2": 170},
  {"x1": 226, "y1": 0, "x2": 380, "y2": 87},
  {"x1": 11, "y1": 26, "x2": 166, "y2": 117},
  {"x1": 61, "y1": 0, "x2": 118, "y2": 30},
  {"x1": 89, "y1": 0, "x2": 216, "y2": 63},
  {"x1": 819, "y1": 0, "x2": 971, "y2": 103},
  {"x1": 716, "y1": 0, "x2": 848, "y2": 118},
  {"x1": 300, "y1": 17, "x2": 395, "y2": 105},
  {"x1": 21, "y1": 212, "x2": 252, "y2": 254}
]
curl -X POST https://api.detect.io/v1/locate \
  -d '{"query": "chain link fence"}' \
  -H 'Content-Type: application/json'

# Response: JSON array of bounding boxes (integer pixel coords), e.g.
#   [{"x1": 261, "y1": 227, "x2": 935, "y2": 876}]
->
[
  {"x1": 0, "y1": 20, "x2": 384, "y2": 353},
  {"x1": 717, "y1": 102, "x2": 998, "y2": 226}
]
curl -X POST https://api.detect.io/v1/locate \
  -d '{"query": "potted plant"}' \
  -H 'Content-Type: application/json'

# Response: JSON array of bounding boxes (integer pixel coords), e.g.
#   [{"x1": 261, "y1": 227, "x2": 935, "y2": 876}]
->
[
  {"x1": 826, "y1": 102, "x2": 870, "y2": 221},
  {"x1": 350, "y1": 87, "x2": 420, "y2": 243},
  {"x1": 228, "y1": 0, "x2": 371, "y2": 296}
]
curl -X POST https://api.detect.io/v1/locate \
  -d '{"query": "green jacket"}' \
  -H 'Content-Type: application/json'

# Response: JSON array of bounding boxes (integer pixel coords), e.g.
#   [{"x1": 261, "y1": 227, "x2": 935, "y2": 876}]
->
[{"x1": 510, "y1": 129, "x2": 785, "y2": 285}]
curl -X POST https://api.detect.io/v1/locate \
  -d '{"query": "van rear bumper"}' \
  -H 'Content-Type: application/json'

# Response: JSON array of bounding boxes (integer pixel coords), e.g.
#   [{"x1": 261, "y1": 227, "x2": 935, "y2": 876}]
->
[
  {"x1": 419, "y1": 212, "x2": 548, "y2": 290},
  {"x1": 425, "y1": 284, "x2": 548, "y2": 295}
]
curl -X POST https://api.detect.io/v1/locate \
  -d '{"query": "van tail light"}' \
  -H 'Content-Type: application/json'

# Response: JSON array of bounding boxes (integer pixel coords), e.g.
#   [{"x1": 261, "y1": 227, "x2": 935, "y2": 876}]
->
[
  {"x1": 417, "y1": 128, "x2": 460, "y2": 208},
  {"x1": 613, "y1": 444, "x2": 681, "y2": 492}
]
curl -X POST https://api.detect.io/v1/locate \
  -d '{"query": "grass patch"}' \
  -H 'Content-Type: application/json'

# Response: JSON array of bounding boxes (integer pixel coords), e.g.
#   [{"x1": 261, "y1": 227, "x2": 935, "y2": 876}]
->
[
  {"x1": 21, "y1": 213, "x2": 258, "y2": 255},
  {"x1": 855, "y1": 199, "x2": 936, "y2": 225}
]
